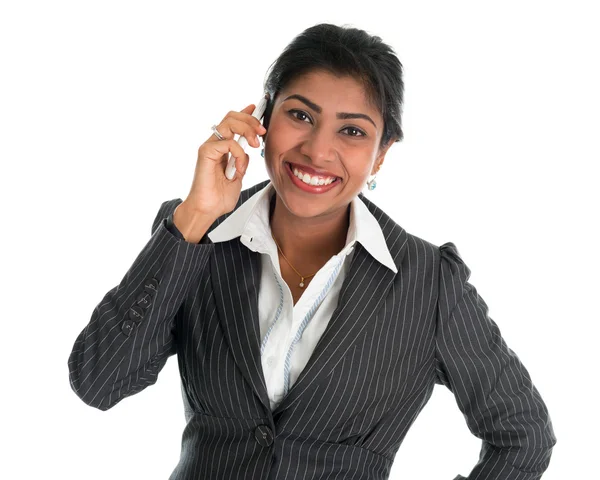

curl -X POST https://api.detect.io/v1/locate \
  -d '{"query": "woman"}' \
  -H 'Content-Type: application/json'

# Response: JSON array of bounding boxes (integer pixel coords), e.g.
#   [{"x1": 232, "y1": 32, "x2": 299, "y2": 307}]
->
[{"x1": 68, "y1": 23, "x2": 556, "y2": 479}]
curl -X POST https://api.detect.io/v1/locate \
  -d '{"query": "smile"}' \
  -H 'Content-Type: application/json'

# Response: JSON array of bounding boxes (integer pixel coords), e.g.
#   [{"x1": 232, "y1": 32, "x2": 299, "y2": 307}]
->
[{"x1": 285, "y1": 162, "x2": 341, "y2": 194}]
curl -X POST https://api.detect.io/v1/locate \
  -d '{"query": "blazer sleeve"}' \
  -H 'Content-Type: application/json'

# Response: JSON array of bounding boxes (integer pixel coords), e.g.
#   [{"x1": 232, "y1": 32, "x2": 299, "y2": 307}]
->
[
  {"x1": 435, "y1": 242, "x2": 557, "y2": 480},
  {"x1": 67, "y1": 199, "x2": 215, "y2": 410}
]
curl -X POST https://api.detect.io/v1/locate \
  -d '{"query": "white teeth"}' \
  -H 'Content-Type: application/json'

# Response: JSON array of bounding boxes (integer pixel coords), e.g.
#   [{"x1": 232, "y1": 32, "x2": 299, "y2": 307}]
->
[{"x1": 291, "y1": 164, "x2": 337, "y2": 186}]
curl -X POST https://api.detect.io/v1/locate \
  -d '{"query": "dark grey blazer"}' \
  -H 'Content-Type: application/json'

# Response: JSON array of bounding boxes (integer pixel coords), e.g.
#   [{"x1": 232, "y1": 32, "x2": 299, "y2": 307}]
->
[{"x1": 68, "y1": 179, "x2": 556, "y2": 479}]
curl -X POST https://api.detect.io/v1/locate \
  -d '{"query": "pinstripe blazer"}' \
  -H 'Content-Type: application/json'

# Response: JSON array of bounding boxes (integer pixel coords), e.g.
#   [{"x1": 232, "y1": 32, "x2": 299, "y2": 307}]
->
[{"x1": 68, "y1": 179, "x2": 556, "y2": 479}]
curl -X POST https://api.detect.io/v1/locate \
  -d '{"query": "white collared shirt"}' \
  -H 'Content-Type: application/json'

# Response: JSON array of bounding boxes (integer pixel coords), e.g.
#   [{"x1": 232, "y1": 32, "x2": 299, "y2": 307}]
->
[{"x1": 208, "y1": 182, "x2": 398, "y2": 411}]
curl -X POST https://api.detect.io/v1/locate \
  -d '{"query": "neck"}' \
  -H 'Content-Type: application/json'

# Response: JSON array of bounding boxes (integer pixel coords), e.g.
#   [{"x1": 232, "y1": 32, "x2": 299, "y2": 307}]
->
[{"x1": 269, "y1": 193, "x2": 350, "y2": 268}]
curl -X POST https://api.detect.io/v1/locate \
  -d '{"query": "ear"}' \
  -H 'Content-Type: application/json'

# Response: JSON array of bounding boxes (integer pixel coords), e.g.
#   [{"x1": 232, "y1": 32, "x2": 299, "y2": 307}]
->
[{"x1": 371, "y1": 138, "x2": 396, "y2": 176}]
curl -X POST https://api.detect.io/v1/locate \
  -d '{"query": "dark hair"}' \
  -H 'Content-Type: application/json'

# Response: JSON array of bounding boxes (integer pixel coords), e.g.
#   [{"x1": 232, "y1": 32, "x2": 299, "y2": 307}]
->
[{"x1": 263, "y1": 23, "x2": 404, "y2": 148}]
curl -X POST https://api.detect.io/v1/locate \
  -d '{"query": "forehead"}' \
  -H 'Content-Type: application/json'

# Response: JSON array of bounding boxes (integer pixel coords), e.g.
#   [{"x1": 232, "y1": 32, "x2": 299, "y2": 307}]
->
[{"x1": 279, "y1": 69, "x2": 380, "y2": 116}]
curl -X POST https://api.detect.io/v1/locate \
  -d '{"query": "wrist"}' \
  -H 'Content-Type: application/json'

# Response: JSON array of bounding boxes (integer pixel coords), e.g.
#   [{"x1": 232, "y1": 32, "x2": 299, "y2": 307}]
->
[{"x1": 172, "y1": 202, "x2": 216, "y2": 244}]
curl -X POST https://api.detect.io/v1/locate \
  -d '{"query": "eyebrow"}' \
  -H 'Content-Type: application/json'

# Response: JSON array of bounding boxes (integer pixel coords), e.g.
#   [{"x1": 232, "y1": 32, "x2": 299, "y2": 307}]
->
[{"x1": 283, "y1": 94, "x2": 377, "y2": 128}]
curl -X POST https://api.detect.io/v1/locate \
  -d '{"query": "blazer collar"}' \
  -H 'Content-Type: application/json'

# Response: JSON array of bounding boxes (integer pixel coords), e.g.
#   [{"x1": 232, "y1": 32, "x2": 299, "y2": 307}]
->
[
  {"x1": 207, "y1": 180, "x2": 409, "y2": 418},
  {"x1": 208, "y1": 181, "x2": 398, "y2": 274}
]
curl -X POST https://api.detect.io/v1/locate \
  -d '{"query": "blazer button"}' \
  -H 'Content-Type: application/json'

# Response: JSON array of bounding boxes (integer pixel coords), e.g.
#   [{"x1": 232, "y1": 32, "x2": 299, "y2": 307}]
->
[
  {"x1": 143, "y1": 277, "x2": 159, "y2": 295},
  {"x1": 128, "y1": 305, "x2": 145, "y2": 322},
  {"x1": 135, "y1": 292, "x2": 152, "y2": 309},
  {"x1": 254, "y1": 425, "x2": 274, "y2": 447},
  {"x1": 121, "y1": 320, "x2": 136, "y2": 337}
]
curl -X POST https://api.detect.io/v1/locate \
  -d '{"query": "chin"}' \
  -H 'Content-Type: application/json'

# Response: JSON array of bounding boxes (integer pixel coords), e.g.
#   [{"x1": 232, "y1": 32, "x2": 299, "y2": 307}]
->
[{"x1": 275, "y1": 188, "x2": 326, "y2": 217}]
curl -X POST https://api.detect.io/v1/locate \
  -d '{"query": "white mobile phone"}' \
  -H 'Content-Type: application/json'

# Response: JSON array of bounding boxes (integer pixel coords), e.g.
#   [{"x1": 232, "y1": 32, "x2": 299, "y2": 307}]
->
[{"x1": 225, "y1": 93, "x2": 269, "y2": 180}]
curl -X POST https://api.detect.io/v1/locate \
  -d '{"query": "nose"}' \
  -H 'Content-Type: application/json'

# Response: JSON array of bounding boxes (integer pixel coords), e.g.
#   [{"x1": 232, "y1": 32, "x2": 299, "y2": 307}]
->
[{"x1": 298, "y1": 125, "x2": 336, "y2": 164}]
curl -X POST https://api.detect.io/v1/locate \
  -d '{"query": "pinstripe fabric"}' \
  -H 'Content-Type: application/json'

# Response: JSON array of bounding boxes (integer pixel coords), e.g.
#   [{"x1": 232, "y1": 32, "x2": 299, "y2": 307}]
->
[
  {"x1": 68, "y1": 179, "x2": 556, "y2": 479},
  {"x1": 209, "y1": 182, "x2": 397, "y2": 412}
]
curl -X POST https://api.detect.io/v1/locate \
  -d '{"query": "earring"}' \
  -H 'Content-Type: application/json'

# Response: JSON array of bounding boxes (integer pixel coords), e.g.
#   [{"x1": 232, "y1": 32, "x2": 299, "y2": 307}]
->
[
  {"x1": 260, "y1": 148, "x2": 264, "y2": 158},
  {"x1": 367, "y1": 175, "x2": 377, "y2": 191}
]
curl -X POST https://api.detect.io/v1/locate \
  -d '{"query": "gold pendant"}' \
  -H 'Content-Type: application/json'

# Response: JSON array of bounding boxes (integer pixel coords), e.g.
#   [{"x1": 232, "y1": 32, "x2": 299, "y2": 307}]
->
[{"x1": 299, "y1": 279, "x2": 305, "y2": 288}]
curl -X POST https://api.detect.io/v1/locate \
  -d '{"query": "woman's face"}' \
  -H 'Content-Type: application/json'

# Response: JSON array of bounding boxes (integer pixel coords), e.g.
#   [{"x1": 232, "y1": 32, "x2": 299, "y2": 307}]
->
[{"x1": 263, "y1": 69, "x2": 393, "y2": 221}]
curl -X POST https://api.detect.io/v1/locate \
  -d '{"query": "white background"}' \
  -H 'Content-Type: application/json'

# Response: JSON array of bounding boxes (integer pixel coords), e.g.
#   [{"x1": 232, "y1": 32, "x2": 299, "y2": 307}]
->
[{"x1": 1, "y1": 0, "x2": 597, "y2": 478}]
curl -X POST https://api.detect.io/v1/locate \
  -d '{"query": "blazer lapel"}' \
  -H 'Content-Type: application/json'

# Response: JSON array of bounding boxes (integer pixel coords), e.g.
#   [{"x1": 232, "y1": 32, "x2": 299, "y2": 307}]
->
[
  {"x1": 211, "y1": 239, "x2": 273, "y2": 412},
  {"x1": 273, "y1": 227, "x2": 406, "y2": 415},
  {"x1": 211, "y1": 191, "x2": 409, "y2": 417}
]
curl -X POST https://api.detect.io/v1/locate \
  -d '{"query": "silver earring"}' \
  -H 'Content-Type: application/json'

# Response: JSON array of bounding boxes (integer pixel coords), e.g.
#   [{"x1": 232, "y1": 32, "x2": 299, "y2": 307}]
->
[{"x1": 367, "y1": 175, "x2": 377, "y2": 191}]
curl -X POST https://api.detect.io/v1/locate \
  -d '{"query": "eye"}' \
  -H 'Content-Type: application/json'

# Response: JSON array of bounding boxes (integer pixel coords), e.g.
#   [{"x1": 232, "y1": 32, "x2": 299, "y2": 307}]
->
[
  {"x1": 288, "y1": 109, "x2": 313, "y2": 123},
  {"x1": 341, "y1": 126, "x2": 366, "y2": 137}
]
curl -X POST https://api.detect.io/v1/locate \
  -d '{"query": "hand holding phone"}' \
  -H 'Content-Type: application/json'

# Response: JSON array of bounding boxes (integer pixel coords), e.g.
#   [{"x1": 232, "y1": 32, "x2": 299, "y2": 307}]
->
[
  {"x1": 225, "y1": 94, "x2": 269, "y2": 180},
  {"x1": 177, "y1": 96, "x2": 270, "y2": 224}
]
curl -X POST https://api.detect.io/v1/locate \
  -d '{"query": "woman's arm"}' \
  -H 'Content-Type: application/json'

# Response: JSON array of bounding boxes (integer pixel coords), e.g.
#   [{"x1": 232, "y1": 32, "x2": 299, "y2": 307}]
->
[
  {"x1": 435, "y1": 242, "x2": 557, "y2": 479},
  {"x1": 67, "y1": 199, "x2": 215, "y2": 410}
]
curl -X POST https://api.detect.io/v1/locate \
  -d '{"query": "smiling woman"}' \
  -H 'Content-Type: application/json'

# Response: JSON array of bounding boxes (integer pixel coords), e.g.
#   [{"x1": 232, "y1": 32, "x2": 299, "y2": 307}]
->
[
  {"x1": 68, "y1": 22, "x2": 556, "y2": 480},
  {"x1": 265, "y1": 70, "x2": 394, "y2": 240}
]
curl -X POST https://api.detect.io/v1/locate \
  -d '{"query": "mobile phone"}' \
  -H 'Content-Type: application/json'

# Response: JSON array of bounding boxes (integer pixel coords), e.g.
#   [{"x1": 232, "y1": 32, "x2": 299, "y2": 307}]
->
[{"x1": 225, "y1": 93, "x2": 269, "y2": 180}]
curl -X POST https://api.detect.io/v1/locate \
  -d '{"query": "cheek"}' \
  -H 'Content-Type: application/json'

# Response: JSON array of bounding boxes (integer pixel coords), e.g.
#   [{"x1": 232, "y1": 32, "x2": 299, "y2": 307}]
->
[
  {"x1": 263, "y1": 121, "x2": 287, "y2": 168},
  {"x1": 265, "y1": 113, "x2": 304, "y2": 151}
]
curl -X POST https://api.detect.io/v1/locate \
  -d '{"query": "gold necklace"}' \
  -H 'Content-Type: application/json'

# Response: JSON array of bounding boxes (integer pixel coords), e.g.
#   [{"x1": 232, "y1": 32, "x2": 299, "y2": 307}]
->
[{"x1": 271, "y1": 234, "x2": 317, "y2": 288}]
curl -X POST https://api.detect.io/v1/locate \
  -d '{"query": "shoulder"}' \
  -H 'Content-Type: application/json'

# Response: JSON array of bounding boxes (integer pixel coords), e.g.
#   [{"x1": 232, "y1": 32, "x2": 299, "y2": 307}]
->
[{"x1": 358, "y1": 192, "x2": 443, "y2": 271}]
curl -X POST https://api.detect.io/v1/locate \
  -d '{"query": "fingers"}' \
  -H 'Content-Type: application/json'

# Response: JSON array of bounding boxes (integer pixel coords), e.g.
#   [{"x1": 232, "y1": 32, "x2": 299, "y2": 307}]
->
[
  {"x1": 200, "y1": 103, "x2": 267, "y2": 181},
  {"x1": 216, "y1": 117, "x2": 265, "y2": 147},
  {"x1": 208, "y1": 107, "x2": 266, "y2": 145},
  {"x1": 241, "y1": 104, "x2": 255, "y2": 114},
  {"x1": 200, "y1": 138, "x2": 248, "y2": 168},
  {"x1": 226, "y1": 107, "x2": 265, "y2": 131}
]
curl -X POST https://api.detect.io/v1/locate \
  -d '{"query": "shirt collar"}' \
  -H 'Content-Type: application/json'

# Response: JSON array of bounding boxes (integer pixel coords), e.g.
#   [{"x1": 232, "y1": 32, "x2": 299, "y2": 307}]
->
[{"x1": 207, "y1": 182, "x2": 398, "y2": 274}]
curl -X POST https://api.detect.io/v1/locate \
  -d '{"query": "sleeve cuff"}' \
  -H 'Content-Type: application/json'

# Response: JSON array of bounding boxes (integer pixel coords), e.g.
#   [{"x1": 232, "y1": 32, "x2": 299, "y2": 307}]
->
[
  {"x1": 165, "y1": 212, "x2": 186, "y2": 240},
  {"x1": 164, "y1": 212, "x2": 213, "y2": 245}
]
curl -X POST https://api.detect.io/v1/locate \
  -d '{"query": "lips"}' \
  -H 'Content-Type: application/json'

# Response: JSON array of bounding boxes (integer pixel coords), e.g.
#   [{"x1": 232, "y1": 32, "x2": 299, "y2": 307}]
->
[{"x1": 285, "y1": 161, "x2": 341, "y2": 194}]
